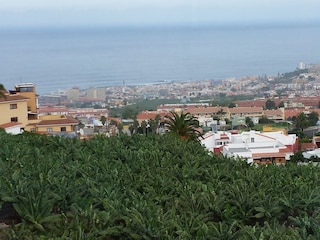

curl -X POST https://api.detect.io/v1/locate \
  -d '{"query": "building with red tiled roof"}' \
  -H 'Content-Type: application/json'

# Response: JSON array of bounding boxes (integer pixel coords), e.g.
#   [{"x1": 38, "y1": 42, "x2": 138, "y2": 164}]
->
[
  {"x1": 284, "y1": 108, "x2": 307, "y2": 119},
  {"x1": 28, "y1": 115, "x2": 79, "y2": 134},
  {"x1": 0, "y1": 122, "x2": 23, "y2": 135},
  {"x1": 68, "y1": 108, "x2": 109, "y2": 118},
  {"x1": 202, "y1": 130, "x2": 298, "y2": 164},
  {"x1": 229, "y1": 107, "x2": 264, "y2": 120},
  {"x1": 38, "y1": 106, "x2": 69, "y2": 116},
  {"x1": 264, "y1": 109, "x2": 285, "y2": 120},
  {"x1": 136, "y1": 111, "x2": 167, "y2": 124},
  {"x1": 300, "y1": 142, "x2": 317, "y2": 151}
]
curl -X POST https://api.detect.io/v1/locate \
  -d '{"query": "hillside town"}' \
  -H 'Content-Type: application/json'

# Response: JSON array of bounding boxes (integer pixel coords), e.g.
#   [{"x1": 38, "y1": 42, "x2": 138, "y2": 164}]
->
[{"x1": 1, "y1": 63, "x2": 320, "y2": 164}]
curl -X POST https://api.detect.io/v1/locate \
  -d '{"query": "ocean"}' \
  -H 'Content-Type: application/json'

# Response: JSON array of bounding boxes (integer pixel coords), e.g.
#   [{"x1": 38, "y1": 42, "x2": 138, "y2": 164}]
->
[{"x1": 0, "y1": 24, "x2": 319, "y2": 94}]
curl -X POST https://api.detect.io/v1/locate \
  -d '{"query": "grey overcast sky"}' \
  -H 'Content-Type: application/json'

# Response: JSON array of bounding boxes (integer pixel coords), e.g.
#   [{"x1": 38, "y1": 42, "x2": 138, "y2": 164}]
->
[{"x1": 0, "y1": 0, "x2": 320, "y2": 28}]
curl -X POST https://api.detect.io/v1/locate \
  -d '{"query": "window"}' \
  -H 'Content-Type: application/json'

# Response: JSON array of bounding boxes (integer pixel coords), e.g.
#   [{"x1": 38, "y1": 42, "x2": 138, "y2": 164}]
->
[
  {"x1": 47, "y1": 128, "x2": 53, "y2": 132},
  {"x1": 60, "y1": 127, "x2": 66, "y2": 132},
  {"x1": 10, "y1": 117, "x2": 18, "y2": 122},
  {"x1": 10, "y1": 104, "x2": 17, "y2": 109},
  {"x1": 30, "y1": 128, "x2": 36, "y2": 132},
  {"x1": 18, "y1": 87, "x2": 33, "y2": 92}
]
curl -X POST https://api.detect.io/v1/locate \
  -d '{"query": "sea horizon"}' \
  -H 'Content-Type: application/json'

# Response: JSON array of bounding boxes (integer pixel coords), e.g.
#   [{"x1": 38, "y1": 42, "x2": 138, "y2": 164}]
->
[{"x1": 0, "y1": 23, "x2": 319, "y2": 94}]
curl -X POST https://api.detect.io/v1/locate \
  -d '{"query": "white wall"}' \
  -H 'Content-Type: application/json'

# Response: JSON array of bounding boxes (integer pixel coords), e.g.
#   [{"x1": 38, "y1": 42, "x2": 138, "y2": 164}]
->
[{"x1": 5, "y1": 126, "x2": 22, "y2": 135}]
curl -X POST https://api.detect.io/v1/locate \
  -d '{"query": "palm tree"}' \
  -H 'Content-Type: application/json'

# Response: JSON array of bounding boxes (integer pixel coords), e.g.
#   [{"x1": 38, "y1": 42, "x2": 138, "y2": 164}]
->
[
  {"x1": 0, "y1": 84, "x2": 6, "y2": 99},
  {"x1": 164, "y1": 111, "x2": 202, "y2": 141},
  {"x1": 295, "y1": 112, "x2": 308, "y2": 132}
]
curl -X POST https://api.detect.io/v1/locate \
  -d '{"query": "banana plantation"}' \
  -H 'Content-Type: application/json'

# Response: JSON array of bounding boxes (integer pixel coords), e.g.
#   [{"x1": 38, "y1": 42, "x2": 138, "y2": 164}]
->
[{"x1": 0, "y1": 131, "x2": 320, "y2": 239}]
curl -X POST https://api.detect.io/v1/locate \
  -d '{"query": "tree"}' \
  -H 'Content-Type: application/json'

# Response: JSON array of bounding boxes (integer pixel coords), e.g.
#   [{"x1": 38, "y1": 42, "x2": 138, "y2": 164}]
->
[
  {"x1": 245, "y1": 117, "x2": 254, "y2": 128},
  {"x1": 265, "y1": 99, "x2": 276, "y2": 110},
  {"x1": 100, "y1": 116, "x2": 106, "y2": 126},
  {"x1": 308, "y1": 111, "x2": 319, "y2": 126},
  {"x1": 289, "y1": 151, "x2": 305, "y2": 163},
  {"x1": 228, "y1": 102, "x2": 236, "y2": 108},
  {"x1": 129, "y1": 124, "x2": 134, "y2": 135},
  {"x1": 295, "y1": 112, "x2": 308, "y2": 131},
  {"x1": 117, "y1": 123, "x2": 123, "y2": 134},
  {"x1": 0, "y1": 84, "x2": 6, "y2": 99},
  {"x1": 148, "y1": 119, "x2": 158, "y2": 134},
  {"x1": 259, "y1": 116, "x2": 274, "y2": 124},
  {"x1": 278, "y1": 101, "x2": 285, "y2": 108},
  {"x1": 122, "y1": 107, "x2": 136, "y2": 119},
  {"x1": 217, "y1": 108, "x2": 226, "y2": 118},
  {"x1": 141, "y1": 120, "x2": 147, "y2": 135},
  {"x1": 164, "y1": 111, "x2": 201, "y2": 141},
  {"x1": 133, "y1": 119, "x2": 139, "y2": 134}
]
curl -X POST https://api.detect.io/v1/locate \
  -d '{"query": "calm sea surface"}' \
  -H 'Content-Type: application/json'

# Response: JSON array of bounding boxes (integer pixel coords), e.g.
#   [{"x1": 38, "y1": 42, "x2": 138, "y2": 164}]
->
[{"x1": 0, "y1": 25, "x2": 319, "y2": 94}]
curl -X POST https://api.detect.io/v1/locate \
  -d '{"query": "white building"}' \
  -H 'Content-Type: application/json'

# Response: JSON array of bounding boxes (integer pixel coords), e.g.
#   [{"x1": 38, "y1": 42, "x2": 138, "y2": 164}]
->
[
  {"x1": 0, "y1": 122, "x2": 23, "y2": 135},
  {"x1": 201, "y1": 130, "x2": 298, "y2": 164}
]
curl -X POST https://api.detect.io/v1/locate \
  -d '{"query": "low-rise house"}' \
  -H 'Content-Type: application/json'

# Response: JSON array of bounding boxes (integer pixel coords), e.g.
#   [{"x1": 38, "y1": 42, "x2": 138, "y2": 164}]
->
[
  {"x1": 38, "y1": 105, "x2": 69, "y2": 116},
  {"x1": 202, "y1": 130, "x2": 298, "y2": 164},
  {"x1": 68, "y1": 108, "x2": 108, "y2": 119},
  {"x1": 136, "y1": 110, "x2": 166, "y2": 125},
  {"x1": 228, "y1": 107, "x2": 264, "y2": 120},
  {"x1": 264, "y1": 109, "x2": 285, "y2": 121},
  {"x1": 0, "y1": 122, "x2": 23, "y2": 135},
  {"x1": 34, "y1": 115, "x2": 78, "y2": 135},
  {"x1": 201, "y1": 131, "x2": 232, "y2": 153},
  {"x1": 187, "y1": 106, "x2": 228, "y2": 126}
]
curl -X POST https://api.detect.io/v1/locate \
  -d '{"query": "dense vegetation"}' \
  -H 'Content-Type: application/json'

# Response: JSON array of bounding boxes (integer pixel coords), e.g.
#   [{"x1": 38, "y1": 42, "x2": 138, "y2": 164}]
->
[
  {"x1": 274, "y1": 68, "x2": 309, "y2": 83},
  {"x1": 110, "y1": 99, "x2": 181, "y2": 119},
  {"x1": 0, "y1": 132, "x2": 320, "y2": 239}
]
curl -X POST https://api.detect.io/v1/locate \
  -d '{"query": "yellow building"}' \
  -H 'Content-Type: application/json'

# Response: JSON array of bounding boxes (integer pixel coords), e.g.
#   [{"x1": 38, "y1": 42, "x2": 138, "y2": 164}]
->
[
  {"x1": 0, "y1": 89, "x2": 29, "y2": 130},
  {"x1": 14, "y1": 83, "x2": 38, "y2": 120},
  {"x1": 1, "y1": 83, "x2": 79, "y2": 135},
  {"x1": 35, "y1": 115, "x2": 79, "y2": 134}
]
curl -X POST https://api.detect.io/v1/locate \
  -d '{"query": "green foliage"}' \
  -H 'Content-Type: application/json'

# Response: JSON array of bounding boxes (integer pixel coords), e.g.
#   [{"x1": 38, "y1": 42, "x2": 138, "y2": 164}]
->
[
  {"x1": 295, "y1": 112, "x2": 308, "y2": 131},
  {"x1": 275, "y1": 69, "x2": 308, "y2": 83},
  {"x1": 164, "y1": 111, "x2": 201, "y2": 141},
  {"x1": 259, "y1": 116, "x2": 275, "y2": 124},
  {"x1": 289, "y1": 151, "x2": 306, "y2": 163},
  {"x1": 0, "y1": 83, "x2": 6, "y2": 99},
  {"x1": 100, "y1": 116, "x2": 106, "y2": 126},
  {"x1": 212, "y1": 94, "x2": 255, "y2": 107},
  {"x1": 109, "y1": 99, "x2": 180, "y2": 118},
  {"x1": 0, "y1": 133, "x2": 320, "y2": 238},
  {"x1": 265, "y1": 99, "x2": 276, "y2": 110},
  {"x1": 245, "y1": 117, "x2": 254, "y2": 128},
  {"x1": 278, "y1": 101, "x2": 285, "y2": 108},
  {"x1": 308, "y1": 111, "x2": 319, "y2": 126}
]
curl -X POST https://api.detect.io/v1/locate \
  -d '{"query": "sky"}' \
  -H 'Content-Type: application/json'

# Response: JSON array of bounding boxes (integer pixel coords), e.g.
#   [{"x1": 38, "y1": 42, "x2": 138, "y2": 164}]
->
[{"x1": 0, "y1": 0, "x2": 320, "y2": 28}]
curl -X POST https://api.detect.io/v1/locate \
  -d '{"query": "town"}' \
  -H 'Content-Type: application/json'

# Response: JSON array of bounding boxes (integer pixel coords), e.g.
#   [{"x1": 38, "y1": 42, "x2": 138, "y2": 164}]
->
[{"x1": 1, "y1": 62, "x2": 320, "y2": 164}]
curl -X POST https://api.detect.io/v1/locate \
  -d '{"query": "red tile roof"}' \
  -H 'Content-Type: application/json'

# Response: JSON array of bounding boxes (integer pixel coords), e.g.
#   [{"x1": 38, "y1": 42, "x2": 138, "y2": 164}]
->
[
  {"x1": 284, "y1": 109, "x2": 305, "y2": 119},
  {"x1": 137, "y1": 111, "x2": 166, "y2": 121},
  {"x1": 0, "y1": 94, "x2": 29, "y2": 103},
  {"x1": 252, "y1": 152, "x2": 286, "y2": 158},
  {"x1": 264, "y1": 109, "x2": 283, "y2": 116},
  {"x1": 187, "y1": 107, "x2": 228, "y2": 114},
  {"x1": 38, "y1": 118, "x2": 78, "y2": 126},
  {"x1": 0, "y1": 122, "x2": 22, "y2": 129},
  {"x1": 38, "y1": 107, "x2": 69, "y2": 113},
  {"x1": 229, "y1": 107, "x2": 263, "y2": 114},
  {"x1": 235, "y1": 99, "x2": 267, "y2": 108},
  {"x1": 300, "y1": 142, "x2": 317, "y2": 151}
]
